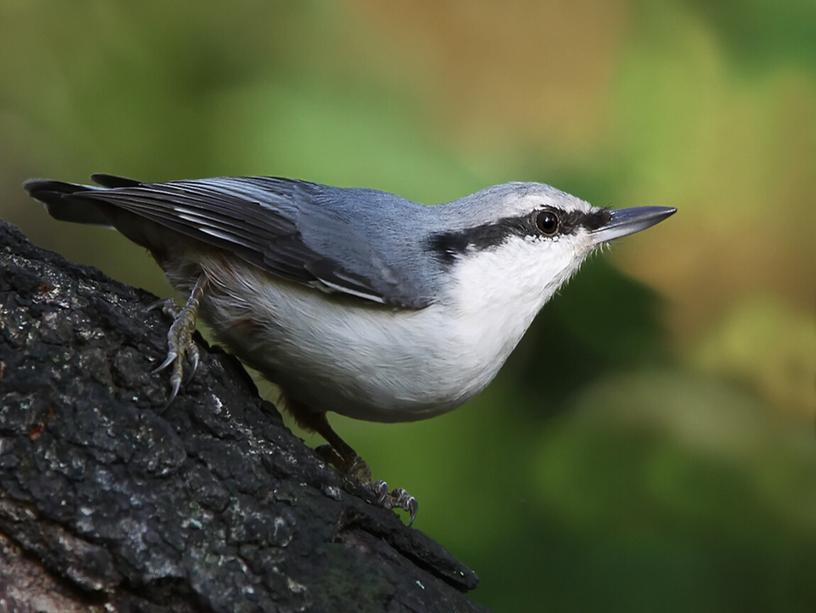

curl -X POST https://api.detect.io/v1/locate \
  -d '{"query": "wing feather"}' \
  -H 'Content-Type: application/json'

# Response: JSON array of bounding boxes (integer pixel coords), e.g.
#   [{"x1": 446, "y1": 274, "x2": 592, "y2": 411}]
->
[{"x1": 75, "y1": 175, "x2": 424, "y2": 308}]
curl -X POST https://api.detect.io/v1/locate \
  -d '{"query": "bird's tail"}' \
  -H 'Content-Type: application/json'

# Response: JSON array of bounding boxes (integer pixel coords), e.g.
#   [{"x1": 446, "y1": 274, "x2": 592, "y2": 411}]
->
[{"x1": 24, "y1": 177, "x2": 113, "y2": 226}]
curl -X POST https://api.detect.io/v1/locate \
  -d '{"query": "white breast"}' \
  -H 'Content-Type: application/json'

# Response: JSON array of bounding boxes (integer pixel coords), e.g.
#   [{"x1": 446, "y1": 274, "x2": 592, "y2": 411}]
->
[{"x1": 188, "y1": 238, "x2": 580, "y2": 423}]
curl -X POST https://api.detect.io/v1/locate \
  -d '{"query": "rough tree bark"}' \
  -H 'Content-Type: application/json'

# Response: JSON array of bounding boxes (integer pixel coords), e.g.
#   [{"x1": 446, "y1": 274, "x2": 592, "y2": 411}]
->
[{"x1": 0, "y1": 220, "x2": 483, "y2": 612}]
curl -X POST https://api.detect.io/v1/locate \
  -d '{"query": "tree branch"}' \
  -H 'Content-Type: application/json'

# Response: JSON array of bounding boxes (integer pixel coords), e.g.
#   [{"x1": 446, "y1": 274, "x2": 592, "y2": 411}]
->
[{"x1": 0, "y1": 220, "x2": 482, "y2": 612}]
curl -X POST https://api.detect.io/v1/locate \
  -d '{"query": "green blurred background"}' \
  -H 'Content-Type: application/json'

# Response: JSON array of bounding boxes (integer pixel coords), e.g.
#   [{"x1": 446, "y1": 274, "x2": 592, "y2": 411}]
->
[{"x1": 1, "y1": 1, "x2": 814, "y2": 610}]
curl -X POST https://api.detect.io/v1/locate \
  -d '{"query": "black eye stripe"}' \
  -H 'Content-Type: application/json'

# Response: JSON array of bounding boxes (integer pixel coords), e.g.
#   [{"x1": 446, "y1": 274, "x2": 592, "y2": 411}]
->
[
  {"x1": 428, "y1": 207, "x2": 611, "y2": 263},
  {"x1": 554, "y1": 207, "x2": 611, "y2": 233}
]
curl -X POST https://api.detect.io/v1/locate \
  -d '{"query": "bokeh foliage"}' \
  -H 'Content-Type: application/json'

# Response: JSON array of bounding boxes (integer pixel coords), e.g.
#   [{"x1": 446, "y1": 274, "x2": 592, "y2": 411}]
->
[{"x1": 1, "y1": 1, "x2": 813, "y2": 610}]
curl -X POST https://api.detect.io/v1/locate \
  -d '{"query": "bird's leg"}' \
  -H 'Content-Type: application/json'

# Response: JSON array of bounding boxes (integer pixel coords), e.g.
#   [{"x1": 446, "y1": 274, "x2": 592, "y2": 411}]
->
[
  {"x1": 150, "y1": 274, "x2": 208, "y2": 404},
  {"x1": 290, "y1": 405, "x2": 418, "y2": 525},
  {"x1": 296, "y1": 409, "x2": 372, "y2": 481}
]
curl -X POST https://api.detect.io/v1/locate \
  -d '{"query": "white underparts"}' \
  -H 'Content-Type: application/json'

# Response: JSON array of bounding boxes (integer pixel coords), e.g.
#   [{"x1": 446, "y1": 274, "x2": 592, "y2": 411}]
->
[{"x1": 169, "y1": 234, "x2": 591, "y2": 422}]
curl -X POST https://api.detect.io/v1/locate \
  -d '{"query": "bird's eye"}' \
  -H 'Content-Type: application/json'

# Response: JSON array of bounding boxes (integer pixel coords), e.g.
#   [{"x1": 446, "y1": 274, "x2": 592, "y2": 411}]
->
[{"x1": 535, "y1": 210, "x2": 560, "y2": 235}]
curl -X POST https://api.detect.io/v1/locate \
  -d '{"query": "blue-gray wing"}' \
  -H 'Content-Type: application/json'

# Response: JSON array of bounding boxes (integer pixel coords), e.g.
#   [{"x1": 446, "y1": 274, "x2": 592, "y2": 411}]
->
[{"x1": 77, "y1": 174, "x2": 431, "y2": 309}]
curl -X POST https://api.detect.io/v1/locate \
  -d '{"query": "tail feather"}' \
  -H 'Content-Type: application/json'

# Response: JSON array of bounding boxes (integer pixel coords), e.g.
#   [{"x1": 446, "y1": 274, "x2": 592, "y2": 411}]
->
[{"x1": 23, "y1": 178, "x2": 112, "y2": 226}]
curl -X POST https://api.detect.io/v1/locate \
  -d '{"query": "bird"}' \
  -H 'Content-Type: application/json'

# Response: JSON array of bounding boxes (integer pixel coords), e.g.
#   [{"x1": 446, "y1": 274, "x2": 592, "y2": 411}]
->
[{"x1": 24, "y1": 174, "x2": 675, "y2": 522}]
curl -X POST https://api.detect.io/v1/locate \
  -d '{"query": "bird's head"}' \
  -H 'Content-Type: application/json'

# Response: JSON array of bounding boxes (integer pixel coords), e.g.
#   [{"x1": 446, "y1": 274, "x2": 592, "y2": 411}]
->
[{"x1": 431, "y1": 182, "x2": 675, "y2": 319}]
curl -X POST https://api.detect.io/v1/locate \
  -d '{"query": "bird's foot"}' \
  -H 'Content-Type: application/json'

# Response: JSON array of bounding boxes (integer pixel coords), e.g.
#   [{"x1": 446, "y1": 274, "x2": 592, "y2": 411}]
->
[
  {"x1": 369, "y1": 480, "x2": 419, "y2": 526},
  {"x1": 149, "y1": 277, "x2": 207, "y2": 404},
  {"x1": 315, "y1": 444, "x2": 418, "y2": 525}
]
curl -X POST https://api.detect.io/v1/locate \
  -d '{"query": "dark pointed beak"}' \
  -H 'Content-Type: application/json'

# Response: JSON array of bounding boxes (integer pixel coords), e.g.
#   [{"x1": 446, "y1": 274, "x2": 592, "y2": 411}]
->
[{"x1": 590, "y1": 206, "x2": 676, "y2": 243}]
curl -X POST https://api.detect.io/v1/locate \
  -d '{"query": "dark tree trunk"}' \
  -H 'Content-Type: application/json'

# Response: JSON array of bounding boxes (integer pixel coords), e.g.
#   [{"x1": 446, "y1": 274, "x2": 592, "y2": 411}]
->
[{"x1": 0, "y1": 221, "x2": 483, "y2": 612}]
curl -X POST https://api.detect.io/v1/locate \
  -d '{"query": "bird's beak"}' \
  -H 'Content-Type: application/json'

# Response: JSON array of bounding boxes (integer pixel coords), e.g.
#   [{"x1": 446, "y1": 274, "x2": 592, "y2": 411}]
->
[{"x1": 590, "y1": 206, "x2": 676, "y2": 244}]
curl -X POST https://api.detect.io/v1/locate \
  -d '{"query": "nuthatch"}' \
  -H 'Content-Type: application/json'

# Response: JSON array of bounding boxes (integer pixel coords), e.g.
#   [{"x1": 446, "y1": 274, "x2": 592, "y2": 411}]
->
[{"x1": 25, "y1": 174, "x2": 675, "y2": 522}]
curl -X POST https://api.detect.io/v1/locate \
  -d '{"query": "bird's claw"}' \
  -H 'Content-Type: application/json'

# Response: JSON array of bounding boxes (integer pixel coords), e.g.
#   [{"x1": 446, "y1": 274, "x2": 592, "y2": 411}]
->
[
  {"x1": 368, "y1": 480, "x2": 418, "y2": 526},
  {"x1": 372, "y1": 479, "x2": 390, "y2": 505},
  {"x1": 149, "y1": 278, "x2": 207, "y2": 404},
  {"x1": 187, "y1": 342, "x2": 201, "y2": 380},
  {"x1": 152, "y1": 350, "x2": 178, "y2": 374},
  {"x1": 156, "y1": 313, "x2": 197, "y2": 404},
  {"x1": 314, "y1": 449, "x2": 419, "y2": 525}
]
